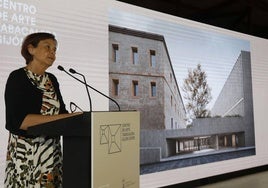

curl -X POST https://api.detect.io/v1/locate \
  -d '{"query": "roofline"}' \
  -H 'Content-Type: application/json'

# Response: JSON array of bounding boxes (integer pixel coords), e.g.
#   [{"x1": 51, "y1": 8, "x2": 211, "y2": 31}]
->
[{"x1": 109, "y1": 25, "x2": 165, "y2": 41}]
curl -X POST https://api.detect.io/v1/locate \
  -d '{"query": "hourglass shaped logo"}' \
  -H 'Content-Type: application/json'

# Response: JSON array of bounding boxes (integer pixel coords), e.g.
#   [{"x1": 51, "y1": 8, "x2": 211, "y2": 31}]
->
[{"x1": 100, "y1": 124, "x2": 122, "y2": 154}]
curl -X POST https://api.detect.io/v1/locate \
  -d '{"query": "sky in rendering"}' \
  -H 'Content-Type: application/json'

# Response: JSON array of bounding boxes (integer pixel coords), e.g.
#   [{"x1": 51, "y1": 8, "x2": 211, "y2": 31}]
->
[{"x1": 109, "y1": 8, "x2": 250, "y2": 109}]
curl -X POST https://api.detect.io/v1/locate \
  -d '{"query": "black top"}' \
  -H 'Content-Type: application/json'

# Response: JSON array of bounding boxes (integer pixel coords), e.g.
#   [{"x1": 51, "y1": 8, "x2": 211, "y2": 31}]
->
[{"x1": 4, "y1": 68, "x2": 68, "y2": 137}]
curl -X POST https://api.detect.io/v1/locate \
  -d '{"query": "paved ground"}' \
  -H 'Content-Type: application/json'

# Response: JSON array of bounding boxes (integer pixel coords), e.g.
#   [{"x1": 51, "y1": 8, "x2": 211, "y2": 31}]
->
[{"x1": 140, "y1": 147, "x2": 255, "y2": 175}]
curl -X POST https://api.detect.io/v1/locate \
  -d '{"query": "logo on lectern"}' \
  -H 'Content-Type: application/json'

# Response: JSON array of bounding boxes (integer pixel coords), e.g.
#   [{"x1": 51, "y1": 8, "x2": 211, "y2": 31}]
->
[{"x1": 100, "y1": 124, "x2": 122, "y2": 154}]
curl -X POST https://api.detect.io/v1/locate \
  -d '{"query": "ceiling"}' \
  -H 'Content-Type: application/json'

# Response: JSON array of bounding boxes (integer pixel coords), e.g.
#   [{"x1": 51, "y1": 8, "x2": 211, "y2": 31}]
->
[{"x1": 117, "y1": 0, "x2": 268, "y2": 40}]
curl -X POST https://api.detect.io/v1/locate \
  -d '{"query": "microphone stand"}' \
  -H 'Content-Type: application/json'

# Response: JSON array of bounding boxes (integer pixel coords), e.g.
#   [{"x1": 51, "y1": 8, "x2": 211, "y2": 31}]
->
[
  {"x1": 58, "y1": 65, "x2": 121, "y2": 111},
  {"x1": 69, "y1": 68, "x2": 92, "y2": 112}
]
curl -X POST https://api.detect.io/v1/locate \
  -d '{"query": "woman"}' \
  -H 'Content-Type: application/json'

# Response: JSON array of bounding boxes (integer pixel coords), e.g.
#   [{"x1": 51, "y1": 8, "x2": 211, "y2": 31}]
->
[{"x1": 4, "y1": 32, "x2": 81, "y2": 187}]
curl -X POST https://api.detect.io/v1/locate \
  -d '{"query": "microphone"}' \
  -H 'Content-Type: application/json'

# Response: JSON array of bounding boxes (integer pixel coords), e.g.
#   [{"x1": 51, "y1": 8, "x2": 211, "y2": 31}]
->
[
  {"x1": 57, "y1": 65, "x2": 64, "y2": 71},
  {"x1": 57, "y1": 65, "x2": 92, "y2": 111},
  {"x1": 57, "y1": 65, "x2": 121, "y2": 111},
  {"x1": 69, "y1": 68, "x2": 92, "y2": 112}
]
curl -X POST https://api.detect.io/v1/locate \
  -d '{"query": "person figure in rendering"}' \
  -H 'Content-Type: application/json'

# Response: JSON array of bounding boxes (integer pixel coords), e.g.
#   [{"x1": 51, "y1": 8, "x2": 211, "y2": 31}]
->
[{"x1": 4, "y1": 32, "x2": 81, "y2": 187}]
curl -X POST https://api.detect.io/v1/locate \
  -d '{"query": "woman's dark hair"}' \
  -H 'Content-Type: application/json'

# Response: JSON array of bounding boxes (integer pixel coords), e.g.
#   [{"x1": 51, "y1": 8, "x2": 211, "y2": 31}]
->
[{"x1": 21, "y1": 32, "x2": 57, "y2": 64}]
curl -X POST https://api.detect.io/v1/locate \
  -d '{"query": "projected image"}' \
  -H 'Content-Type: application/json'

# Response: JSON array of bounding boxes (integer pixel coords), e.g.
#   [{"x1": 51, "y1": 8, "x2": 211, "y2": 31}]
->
[{"x1": 108, "y1": 9, "x2": 255, "y2": 174}]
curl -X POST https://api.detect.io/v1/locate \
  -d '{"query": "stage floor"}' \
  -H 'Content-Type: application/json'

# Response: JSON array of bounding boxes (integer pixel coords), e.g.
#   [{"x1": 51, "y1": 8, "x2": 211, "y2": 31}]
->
[{"x1": 198, "y1": 169, "x2": 268, "y2": 188}]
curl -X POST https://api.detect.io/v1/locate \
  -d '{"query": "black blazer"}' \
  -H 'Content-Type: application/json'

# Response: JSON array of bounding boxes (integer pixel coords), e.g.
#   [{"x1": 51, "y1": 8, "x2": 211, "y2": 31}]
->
[{"x1": 5, "y1": 68, "x2": 68, "y2": 137}]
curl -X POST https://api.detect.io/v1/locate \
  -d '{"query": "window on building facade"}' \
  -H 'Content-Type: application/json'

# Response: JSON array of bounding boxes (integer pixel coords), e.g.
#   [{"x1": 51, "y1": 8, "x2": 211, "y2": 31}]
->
[
  {"x1": 171, "y1": 95, "x2": 173, "y2": 106},
  {"x1": 132, "y1": 47, "x2": 138, "y2": 65},
  {"x1": 132, "y1": 80, "x2": 139, "y2": 96},
  {"x1": 112, "y1": 44, "x2": 119, "y2": 63},
  {"x1": 150, "y1": 82, "x2": 156, "y2": 97},
  {"x1": 150, "y1": 50, "x2": 156, "y2": 67},
  {"x1": 112, "y1": 79, "x2": 119, "y2": 96}
]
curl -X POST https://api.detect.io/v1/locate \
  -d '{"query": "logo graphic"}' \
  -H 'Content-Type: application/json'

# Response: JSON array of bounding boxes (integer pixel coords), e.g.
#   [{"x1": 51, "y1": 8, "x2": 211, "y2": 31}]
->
[{"x1": 100, "y1": 124, "x2": 121, "y2": 154}]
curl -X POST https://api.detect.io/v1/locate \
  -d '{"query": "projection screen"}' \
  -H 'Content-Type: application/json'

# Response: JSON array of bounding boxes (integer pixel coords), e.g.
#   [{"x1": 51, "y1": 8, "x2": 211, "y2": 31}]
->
[{"x1": 1, "y1": 0, "x2": 268, "y2": 187}]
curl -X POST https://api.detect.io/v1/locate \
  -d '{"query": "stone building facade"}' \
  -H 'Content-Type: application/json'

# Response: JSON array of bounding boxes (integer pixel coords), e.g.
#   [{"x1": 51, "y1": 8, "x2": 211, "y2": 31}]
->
[{"x1": 108, "y1": 25, "x2": 186, "y2": 130}]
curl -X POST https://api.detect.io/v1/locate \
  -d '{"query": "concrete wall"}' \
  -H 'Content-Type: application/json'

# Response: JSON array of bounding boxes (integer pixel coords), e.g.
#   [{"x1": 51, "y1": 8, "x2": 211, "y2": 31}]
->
[
  {"x1": 212, "y1": 52, "x2": 245, "y2": 116},
  {"x1": 140, "y1": 116, "x2": 245, "y2": 162},
  {"x1": 211, "y1": 51, "x2": 254, "y2": 146}
]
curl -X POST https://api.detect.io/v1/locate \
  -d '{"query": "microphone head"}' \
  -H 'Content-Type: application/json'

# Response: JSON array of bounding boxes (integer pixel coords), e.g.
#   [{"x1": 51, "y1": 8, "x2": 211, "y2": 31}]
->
[
  {"x1": 57, "y1": 65, "x2": 64, "y2": 71},
  {"x1": 69, "y1": 68, "x2": 76, "y2": 74}
]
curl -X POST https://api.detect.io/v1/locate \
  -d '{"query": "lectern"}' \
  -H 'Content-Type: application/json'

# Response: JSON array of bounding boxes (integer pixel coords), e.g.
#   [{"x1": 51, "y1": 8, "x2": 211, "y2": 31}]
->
[{"x1": 28, "y1": 111, "x2": 140, "y2": 188}]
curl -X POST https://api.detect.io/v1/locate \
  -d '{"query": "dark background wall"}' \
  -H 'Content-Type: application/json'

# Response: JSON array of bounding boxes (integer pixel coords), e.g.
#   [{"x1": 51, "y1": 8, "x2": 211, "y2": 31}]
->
[{"x1": 117, "y1": 0, "x2": 268, "y2": 40}]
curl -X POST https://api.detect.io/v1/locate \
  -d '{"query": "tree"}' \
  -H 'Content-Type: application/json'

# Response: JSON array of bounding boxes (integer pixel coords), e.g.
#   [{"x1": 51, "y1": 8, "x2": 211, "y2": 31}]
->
[{"x1": 182, "y1": 64, "x2": 212, "y2": 119}]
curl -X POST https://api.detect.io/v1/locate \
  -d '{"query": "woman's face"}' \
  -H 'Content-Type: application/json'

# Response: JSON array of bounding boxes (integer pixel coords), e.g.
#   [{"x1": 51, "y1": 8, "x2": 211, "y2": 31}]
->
[{"x1": 29, "y1": 38, "x2": 57, "y2": 68}]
